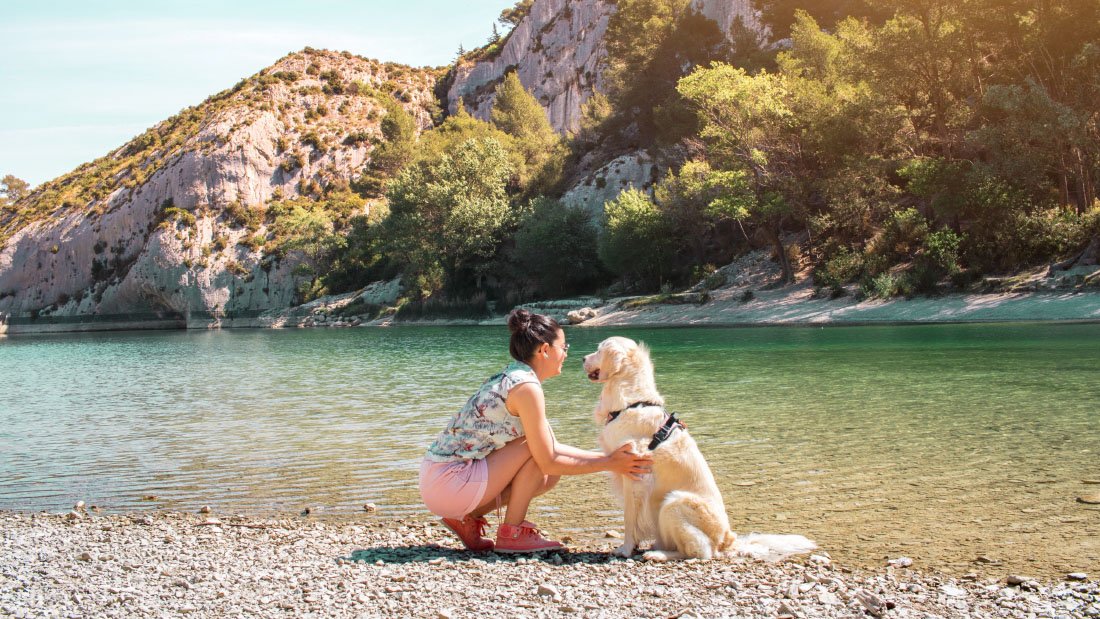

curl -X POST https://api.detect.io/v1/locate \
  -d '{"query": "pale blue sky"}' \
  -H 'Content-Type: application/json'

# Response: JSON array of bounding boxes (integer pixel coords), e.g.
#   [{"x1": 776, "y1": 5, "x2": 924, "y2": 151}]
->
[{"x1": 0, "y1": 0, "x2": 510, "y2": 187}]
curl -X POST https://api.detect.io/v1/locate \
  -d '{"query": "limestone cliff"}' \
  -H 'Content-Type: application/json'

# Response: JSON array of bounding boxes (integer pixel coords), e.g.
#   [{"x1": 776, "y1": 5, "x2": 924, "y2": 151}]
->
[
  {"x1": 0, "y1": 49, "x2": 438, "y2": 331},
  {"x1": 446, "y1": 0, "x2": 760, "y2": 135}
]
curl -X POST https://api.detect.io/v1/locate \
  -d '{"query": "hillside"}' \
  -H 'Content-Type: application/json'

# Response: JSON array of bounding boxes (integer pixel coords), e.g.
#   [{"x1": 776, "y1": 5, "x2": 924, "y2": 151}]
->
[
  {"x1": 2, "y1": 0, "x2": 1098, "y2": 333},
  {"x1": 0, "y1": 49, "x2": 439, "y2": 328}
]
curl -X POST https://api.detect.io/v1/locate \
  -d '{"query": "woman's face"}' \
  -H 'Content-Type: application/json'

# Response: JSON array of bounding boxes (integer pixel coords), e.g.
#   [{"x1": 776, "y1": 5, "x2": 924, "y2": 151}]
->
[{"x1": 535, "y1": 328, "x2": 569, "y2": 380}]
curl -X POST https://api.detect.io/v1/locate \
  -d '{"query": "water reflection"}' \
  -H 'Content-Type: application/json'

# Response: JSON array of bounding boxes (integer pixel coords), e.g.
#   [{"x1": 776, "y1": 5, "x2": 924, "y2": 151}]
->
[{"x1": 1, "y1": 323, "x2": 1098, "y2": 574}]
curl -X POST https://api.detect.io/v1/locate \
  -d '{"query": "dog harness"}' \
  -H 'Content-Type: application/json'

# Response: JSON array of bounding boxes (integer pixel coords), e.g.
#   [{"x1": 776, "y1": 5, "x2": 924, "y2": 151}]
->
[{"x1": 606, "y1": 401, "x2": 686, "y2": 451}]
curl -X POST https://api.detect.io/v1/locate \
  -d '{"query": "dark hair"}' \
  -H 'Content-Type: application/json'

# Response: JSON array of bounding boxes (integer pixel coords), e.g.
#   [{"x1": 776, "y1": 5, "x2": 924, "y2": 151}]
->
[{"x1": 507, "y1": 309, "x2": 561, "y2": 362}]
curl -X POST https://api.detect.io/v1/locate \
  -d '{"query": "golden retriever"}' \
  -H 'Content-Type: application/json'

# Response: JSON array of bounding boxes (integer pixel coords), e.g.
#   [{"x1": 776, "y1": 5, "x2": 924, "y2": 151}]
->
[{"x1": 584, "y1": 336, "x2": 816, "y2": 562}]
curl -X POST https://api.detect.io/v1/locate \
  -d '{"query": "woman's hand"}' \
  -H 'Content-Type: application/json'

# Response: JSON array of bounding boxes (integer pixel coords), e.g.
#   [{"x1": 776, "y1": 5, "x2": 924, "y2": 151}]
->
[{"x1": 607, "y1": 444, "x2": 652, "y2": 480}]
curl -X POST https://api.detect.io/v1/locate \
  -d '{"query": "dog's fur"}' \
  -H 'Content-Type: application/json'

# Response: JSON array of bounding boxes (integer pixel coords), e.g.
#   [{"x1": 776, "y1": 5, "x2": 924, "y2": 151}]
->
[{"x1": 584, "y1": 336, "x2": 816, "y2": 562}]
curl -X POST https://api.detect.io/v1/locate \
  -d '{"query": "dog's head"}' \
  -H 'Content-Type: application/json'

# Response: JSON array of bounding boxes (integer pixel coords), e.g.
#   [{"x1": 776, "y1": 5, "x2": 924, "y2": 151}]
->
[{"x1": 583, "y1": 336, "x2": 650, "y2": 383}]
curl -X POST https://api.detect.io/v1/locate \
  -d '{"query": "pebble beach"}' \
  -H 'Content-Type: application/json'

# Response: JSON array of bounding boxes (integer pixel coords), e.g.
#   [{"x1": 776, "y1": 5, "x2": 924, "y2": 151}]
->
[{"x1": 2, "y1": 510, "x2": 1096, "y2": 619}]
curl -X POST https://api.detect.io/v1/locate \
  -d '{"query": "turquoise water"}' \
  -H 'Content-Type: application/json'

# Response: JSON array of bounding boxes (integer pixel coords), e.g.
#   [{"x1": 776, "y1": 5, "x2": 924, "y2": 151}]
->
[{"x1": 1, "y1": 323, "x2": 1098, "y2": 574}]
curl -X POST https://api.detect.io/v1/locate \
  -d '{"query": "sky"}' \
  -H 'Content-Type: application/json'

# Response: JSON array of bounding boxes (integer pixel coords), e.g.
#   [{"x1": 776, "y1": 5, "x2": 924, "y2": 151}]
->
[{"x1": 0, "y1": 0, "x2": 511, "y2": 188}]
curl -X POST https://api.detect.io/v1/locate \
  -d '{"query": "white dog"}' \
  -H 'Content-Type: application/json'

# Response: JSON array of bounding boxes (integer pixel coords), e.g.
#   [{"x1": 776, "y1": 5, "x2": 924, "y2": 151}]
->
[{"x1": 584, "y1": 336, "x2": 817, "y2": 562}]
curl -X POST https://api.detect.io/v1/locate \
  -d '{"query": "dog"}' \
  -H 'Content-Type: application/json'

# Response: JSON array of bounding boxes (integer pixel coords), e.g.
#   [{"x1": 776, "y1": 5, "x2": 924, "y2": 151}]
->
[{"x1": 584, "y1": 336, "x2": 817, "y2": 562}]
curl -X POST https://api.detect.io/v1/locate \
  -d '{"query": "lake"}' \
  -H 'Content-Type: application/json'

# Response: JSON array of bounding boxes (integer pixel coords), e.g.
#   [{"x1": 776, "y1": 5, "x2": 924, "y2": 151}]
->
[{"x1": 1, "y1": 323, "x2": 1097, "y2": 576}]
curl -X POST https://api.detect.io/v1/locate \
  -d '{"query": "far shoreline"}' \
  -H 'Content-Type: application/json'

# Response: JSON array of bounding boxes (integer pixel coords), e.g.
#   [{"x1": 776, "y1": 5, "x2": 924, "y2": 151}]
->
[{"x1": 5, "y1": 287, "x2": 1100, "y2": 336}]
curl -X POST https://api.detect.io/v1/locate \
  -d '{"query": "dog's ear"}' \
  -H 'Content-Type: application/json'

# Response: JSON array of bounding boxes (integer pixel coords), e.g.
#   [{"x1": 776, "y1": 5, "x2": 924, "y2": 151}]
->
[{"x1": 601, "y1": 341, "x2": 626, "y2": 377}]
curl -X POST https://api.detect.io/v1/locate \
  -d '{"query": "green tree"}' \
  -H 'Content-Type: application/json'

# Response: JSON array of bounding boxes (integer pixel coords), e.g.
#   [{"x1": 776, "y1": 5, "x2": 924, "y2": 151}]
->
[
  {"x1": 490, "y1": 71, "x2": 564, "y2": 194},
  {"x1": 498, "y1": 0, "x2": 534, "y2": 26},
  {"x1": 513, "y1": 197, "x2": 604, "y2": 297},
  {"x1": 603, "y1": 0, "x2": 730, "y2": 143},
  {"x1": 677, "y1": 64, "x2": 805, "y2": 282},
  {"x1": 384, "y1": 138, "x2": 514, "y2": 296},
  {"x1": 353, "y1": 98, "x2": 418, "y2": 198},
  {"x1": 1, "y1": 175, "x2": 29, "y2": 211},
  {"x1": 598, "y1": 188, "x2": 675, "y2": 289}
]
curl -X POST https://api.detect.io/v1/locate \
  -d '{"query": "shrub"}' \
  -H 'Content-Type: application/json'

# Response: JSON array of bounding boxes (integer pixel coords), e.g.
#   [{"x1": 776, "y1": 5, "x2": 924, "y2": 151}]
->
[
  {"x1": 863, "y1": 272, "x2": 902, "y2": 299},
  {"x1": 301, "y1": 131, "x2": 325, "y2": 151},
  {"x1": 814, "y1": 247, "x2": 863, "y2": 293}
]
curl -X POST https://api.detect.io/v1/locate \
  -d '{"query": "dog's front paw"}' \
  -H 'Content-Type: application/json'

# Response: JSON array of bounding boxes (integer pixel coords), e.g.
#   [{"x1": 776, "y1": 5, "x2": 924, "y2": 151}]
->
[{"x1": 612, "y1": 543, "x2": 636, "y2": 558}]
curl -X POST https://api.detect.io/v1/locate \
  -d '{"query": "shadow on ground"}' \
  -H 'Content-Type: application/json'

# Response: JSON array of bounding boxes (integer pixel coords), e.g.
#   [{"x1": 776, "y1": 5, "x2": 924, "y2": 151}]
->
[{"x1": 342, "y1": 544, "x2": 617, "y2": 565}]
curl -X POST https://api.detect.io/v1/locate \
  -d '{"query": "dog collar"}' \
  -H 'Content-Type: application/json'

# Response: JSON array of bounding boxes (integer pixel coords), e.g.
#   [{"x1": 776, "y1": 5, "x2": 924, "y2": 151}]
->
[{"x1": 605, "y1": 400, "x2": 663, "y2": 424}]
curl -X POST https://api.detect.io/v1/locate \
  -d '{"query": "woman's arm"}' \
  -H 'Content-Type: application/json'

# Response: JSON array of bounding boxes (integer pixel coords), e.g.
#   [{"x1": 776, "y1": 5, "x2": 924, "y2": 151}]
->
[{"x1": 508, "y1": 383, "x2": 650, "y2": 478}]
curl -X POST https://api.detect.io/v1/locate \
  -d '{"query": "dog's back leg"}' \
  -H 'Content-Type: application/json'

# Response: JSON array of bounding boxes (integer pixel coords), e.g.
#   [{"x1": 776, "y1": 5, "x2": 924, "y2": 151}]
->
[{"x1": 644, "y1": 491, "x2": 719, "y2": 561}]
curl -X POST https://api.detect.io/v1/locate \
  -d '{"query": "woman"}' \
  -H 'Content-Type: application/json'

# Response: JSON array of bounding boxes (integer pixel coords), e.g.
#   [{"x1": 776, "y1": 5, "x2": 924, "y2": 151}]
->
[{"x1": 419, "y1": 309, "x2": 651, "y2": 553}]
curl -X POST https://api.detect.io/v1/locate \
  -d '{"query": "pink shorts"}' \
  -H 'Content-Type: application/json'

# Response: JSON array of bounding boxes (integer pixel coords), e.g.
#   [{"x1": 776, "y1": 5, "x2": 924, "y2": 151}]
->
[{"x1": 419, "y1": 458, "x2": 489, "y2": 519}]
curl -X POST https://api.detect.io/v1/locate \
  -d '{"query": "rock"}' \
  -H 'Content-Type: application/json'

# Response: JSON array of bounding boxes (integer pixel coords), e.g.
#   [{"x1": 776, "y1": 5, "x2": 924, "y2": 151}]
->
[
  {"x1": 809, "y1": 554, "x2": 831, "y2": 565},
  {"x1": 363, "y1": 503, "x2": 377, "y2": 513},
  {"x1": 77, "y1": 552, "x2": 92, "y2": 562},
  {"x1": 1068, "y1": 573, "x2": 1088, "y2": 581},
  {"x1": 448, "y1": 0, "x2": 760, "y2": 135},
  {"x1": 65, "y1": 511, "x2": 82, "y2": 522},
  {"x1": 1076, "y1": 494, "x2": 1100, "y2": 504},
  {"x1": 818, "y1": 591, "x2": 842, "y2": 606},
  {"x1": 537, "y1": 583, "x2": 560, "y2": 599},
  {"x1": 74, "y1": 501, "x2": 85, "y2": 511},
  {"x1": 604, "y1": 530, "x2": 622, "y2": 538},
  {"x1": 437, "y1": 610, "x2": 455, "y2": 619},
  {"x1": 888, "y1": 557, "x2": 913, "y2": 568},
  {"x1": 566, "y1": 307, "x2": 597, "y2": 324},
  {"x1": 853, "y1": 589, "x2": 887, "y2": 617},
  {"x1": 1006, "y1": 575, "x2": 1034, "y2": 586},
  {"x1": 199, "y1": 506, "x2": 211, "y2": 514},
  {"x1": 940, "y1": 585, "x2": 967, "y2": 597}
]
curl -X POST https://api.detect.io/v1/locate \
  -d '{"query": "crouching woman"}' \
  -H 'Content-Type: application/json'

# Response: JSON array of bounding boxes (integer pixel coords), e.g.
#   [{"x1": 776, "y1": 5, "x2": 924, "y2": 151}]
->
[{"x1": 419, "y1": 309, "x2": 650, "y2": 553}]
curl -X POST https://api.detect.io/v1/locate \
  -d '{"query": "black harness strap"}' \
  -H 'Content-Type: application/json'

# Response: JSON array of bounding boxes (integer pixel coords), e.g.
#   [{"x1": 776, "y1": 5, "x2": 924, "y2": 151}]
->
[
  {"x1": 606, "y1": 401, "x2": 662, "y2": 424},
  {"x1": 605, "y1": 401, "x2": 686, "y2": 451},
  {"x1": 647, "y1": 413, "x2": 685, "y2": 451}
]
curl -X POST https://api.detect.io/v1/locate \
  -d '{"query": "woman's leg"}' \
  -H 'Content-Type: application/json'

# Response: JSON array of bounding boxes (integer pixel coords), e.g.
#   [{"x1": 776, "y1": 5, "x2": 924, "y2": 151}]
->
[{"x1": 468, "y1": 438, "x2": 560, "y2": 524}]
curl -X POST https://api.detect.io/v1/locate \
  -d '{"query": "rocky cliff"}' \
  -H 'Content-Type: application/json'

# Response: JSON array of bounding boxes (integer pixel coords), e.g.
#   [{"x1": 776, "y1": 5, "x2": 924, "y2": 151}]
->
[
  {"x1": 445, "y1": 0, "x2": 760, "y2": 135},
  {"x1": 0, "y1": 49, "x2": 438, "y2": 331}
]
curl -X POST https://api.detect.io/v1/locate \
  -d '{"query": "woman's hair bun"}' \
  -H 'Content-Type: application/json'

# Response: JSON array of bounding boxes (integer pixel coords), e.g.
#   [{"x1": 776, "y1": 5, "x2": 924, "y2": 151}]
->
[
  {"x1": 506, "y1": 309, "x2": 561, "y2": 362},
  {"x1": 507, "y1": 308, "x2": 533, "y2": 335}
]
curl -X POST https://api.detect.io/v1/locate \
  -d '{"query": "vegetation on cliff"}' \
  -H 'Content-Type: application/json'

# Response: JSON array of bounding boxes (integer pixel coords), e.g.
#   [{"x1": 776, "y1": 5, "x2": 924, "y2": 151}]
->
[{"x1": 5, "y1": 2, "x2": 1100, "y2": 320}]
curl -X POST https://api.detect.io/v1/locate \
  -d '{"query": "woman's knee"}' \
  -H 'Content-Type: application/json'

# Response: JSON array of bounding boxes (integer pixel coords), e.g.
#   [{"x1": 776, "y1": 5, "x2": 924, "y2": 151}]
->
[{"x1": 537, "y1": 475, "x2": 561, "y2": 496}]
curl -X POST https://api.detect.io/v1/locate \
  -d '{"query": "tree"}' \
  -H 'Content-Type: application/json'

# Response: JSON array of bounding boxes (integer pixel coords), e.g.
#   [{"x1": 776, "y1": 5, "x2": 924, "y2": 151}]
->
[
  {"x1": 513, "y1": 197, "x2": 604, "y2": 297},
  {"x1": 498, "y1": 0, "x2": 534, "y2": 26},
  {"x1": 490, "y1": 71, "x2": 564, "y2": 194},
  {"x1": 384, "y1": 138, "x2": 514, "y2": 296},
  {"x1": 353, "y1": 98, "x2": 418, "y2": 198},
  {"x1": 598, "y1": 188, "x2": 675, "y2": 289},
  {"x1": 603, "y1": 0, "x2": 730, "y2": 143},
  {"x1": 1, "y1": 175, "x2": 29, "y2": 211},
  {"x1": 677, "y1": 64, "x2": 805, "y2": 282},
  {"x1": 490, "y1": 23, "x2": 502, "y2": 44}
]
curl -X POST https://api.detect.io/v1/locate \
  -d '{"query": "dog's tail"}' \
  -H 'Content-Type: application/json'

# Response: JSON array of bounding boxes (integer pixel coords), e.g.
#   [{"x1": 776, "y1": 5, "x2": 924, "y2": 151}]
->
[{"x1": 732, "y1": 533, "x2": 817, "y2": 562}]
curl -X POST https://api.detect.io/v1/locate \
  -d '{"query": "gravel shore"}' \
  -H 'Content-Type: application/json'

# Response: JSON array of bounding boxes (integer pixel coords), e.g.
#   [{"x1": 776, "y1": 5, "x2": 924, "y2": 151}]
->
[{"x1": 2, "y1": 510, "x2": 1096, "y2": 618}]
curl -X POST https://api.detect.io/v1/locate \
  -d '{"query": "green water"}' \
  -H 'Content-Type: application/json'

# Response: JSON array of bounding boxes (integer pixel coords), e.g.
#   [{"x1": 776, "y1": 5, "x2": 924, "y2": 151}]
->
[{"x1": 1, "y1": 323, "x2": 1098, "y2": 574}]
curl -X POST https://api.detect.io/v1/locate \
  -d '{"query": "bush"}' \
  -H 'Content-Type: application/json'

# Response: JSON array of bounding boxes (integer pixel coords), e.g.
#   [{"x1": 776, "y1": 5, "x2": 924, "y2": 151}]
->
[
  {"x1": 814, "y1": 247, "x2": 863, "y2": 292},
  {"x1": 862, "y1": 272, "x2": 902, "y2": 299}
]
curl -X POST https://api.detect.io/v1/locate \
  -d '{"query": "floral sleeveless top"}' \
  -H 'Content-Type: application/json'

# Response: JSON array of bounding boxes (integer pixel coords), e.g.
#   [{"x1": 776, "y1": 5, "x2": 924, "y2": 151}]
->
[{"x1": 425, "y1": 361, "x2": 540, "y2": 462}]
